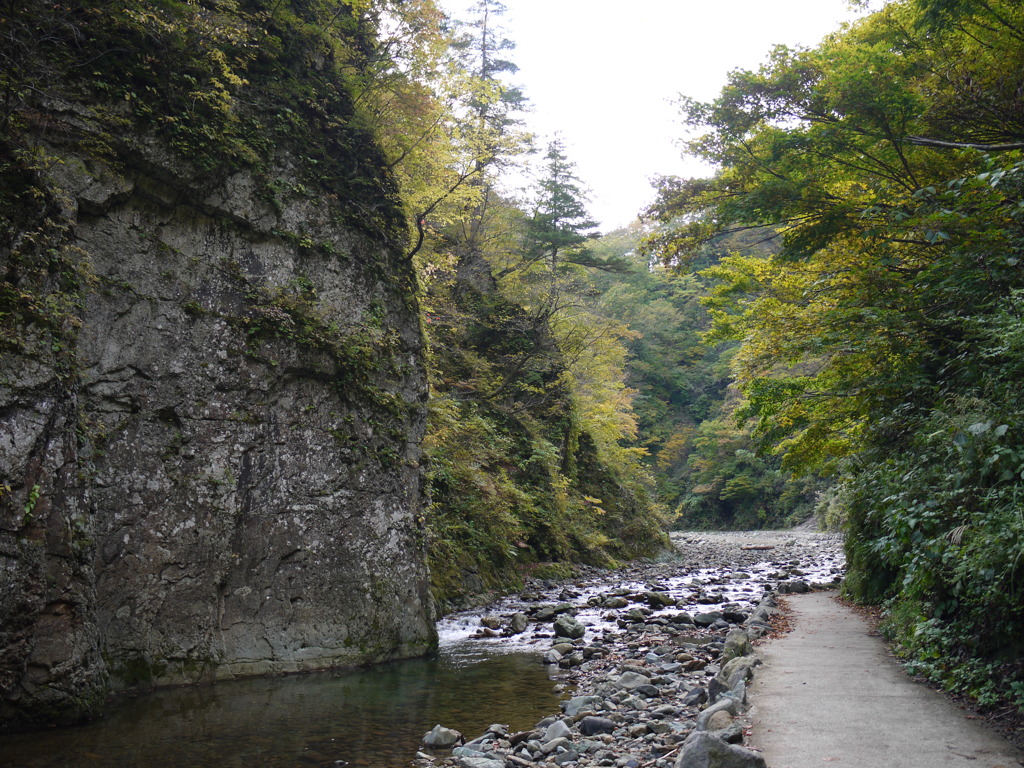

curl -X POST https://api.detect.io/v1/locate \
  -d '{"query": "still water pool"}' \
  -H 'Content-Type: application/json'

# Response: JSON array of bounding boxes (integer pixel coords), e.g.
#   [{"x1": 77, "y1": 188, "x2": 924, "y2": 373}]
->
[{"x1": 0, "y1": 647, "x2": 560, "y2": 768}]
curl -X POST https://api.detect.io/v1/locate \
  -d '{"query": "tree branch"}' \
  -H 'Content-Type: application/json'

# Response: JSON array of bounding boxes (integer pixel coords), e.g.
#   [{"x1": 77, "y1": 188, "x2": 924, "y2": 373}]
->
[{"x1": 905, "y1": 136, "x2": 1024, "y2": 151}]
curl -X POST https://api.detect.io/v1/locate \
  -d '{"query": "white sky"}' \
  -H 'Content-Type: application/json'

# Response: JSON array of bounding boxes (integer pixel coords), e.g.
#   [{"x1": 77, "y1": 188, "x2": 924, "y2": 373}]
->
[{"x1": 439, "y1": 1, "x2": 871, "y2": 231}]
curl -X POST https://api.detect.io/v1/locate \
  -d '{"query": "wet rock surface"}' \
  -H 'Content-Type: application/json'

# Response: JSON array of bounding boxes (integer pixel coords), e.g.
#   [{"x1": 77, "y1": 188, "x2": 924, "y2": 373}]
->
[{"x1": 420, "y1": 530, "x2": 843, "y2": 768}]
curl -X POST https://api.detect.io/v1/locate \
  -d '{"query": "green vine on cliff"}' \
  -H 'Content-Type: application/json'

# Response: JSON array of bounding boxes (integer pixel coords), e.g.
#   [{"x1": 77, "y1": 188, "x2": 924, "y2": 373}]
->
[{"x1": 0, "y1": 144, "x2": 95, "y2": 379}]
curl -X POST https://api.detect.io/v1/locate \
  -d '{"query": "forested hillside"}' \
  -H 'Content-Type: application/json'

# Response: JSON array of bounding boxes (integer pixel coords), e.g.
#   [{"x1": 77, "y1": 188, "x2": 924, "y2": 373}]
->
[{"x1": 645, "y1": 0, "x2": 1024, "y2": 714}]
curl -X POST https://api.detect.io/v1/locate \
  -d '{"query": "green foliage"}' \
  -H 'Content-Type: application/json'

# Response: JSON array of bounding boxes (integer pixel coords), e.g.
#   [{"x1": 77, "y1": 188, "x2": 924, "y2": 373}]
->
[
  {"x1": 420, "y1": 156, "x2": 666, "y2": 605},
  {"x1": 591, "y1": 225, "x2": 818, "y2": 530},
  {"x1": 645, "y1": 0, "x2": 1024, "y2": 710},
  {"x1": 1, "y1": 1, "x2": 407, "y2": 239}
]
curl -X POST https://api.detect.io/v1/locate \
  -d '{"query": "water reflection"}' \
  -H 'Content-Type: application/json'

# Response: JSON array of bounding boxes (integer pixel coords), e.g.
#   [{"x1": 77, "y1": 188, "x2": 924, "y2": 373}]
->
[{"x1": 0, "y1": 650, "x2": 558, "y2": 768}]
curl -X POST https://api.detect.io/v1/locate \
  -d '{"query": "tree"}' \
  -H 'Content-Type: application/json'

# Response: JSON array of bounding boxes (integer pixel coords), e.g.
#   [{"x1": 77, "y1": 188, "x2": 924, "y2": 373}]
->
[{"x1": 645, "y1": 0, "x2": 1024, "y2": 708}]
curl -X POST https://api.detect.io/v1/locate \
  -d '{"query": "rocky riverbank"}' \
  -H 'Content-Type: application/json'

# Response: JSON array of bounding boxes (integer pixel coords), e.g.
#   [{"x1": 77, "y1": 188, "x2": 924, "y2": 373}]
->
[{"x1": 415, "y1": 530, "x2": 844, "y2": 768}]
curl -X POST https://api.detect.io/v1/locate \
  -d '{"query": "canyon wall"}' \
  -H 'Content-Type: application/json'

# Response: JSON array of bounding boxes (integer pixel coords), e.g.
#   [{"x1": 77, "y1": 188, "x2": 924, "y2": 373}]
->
[{"x1": 0, "y1": 107, "x2": 435, "y2": 728}]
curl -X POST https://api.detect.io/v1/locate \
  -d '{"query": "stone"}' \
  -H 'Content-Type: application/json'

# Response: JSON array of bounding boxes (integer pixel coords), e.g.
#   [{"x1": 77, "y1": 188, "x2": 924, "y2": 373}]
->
[
  {"x1": 721, "y1": 629, "x2": 752, "y2": 663},
  {"x1": 696, "y1": 697, "x2": 738, "y2": 732},
  {"x1": 554, "y1": 615, "x2": 586, "y2": 640},
  {"x1": 543, "y1": 719, "x2": 573, "y2": 743},
  {"x1": 564, "y1": 695, "x2": 605, "y2": 717},
  {"x1": 719, "y1": 724, "x2": 746, "y2": 744},
  {"x1": 719, "y1": 655, "x2": 759, "y2": 690},
  {"x1": 579, "y1": 716, "x2": 617, "y2": 736},
  {"x1": 706, "y1": 710, "x2": 734, "y2": 731},
  {"x1": 553, "y1": 748, "x2": 581, "y2": 765},
  {"x1": 457, "y1": 759, "x2": 504, "y2": 768},
  {"x1": 622, "y1": 608, "x2": 649, "y2": 623},
  {"x1": 423, "y1": 725, "x2": 463, "y2": 748},
  {"x1": 509, "y1": 612, "x2": 530, "y2": 634},
  {"x1": 542, "y1": 736, "x2": 571, "y2": 754},
  {"x1": 675, "y1": 731, "x2": 766, "y2": 768},
  {"x1": 777, "y1": 580, "x2": 811, "y2": 594},
  {"x1": 536, "y1": 603, "x2": 575, "y2": 621},
  {"x1": 682, "y1": 686, "x2": 708, "y2": 706},
  {"x1": 544, "y1": 648, "x2": 564, "y2": 664},
  {"x1": 693, "y1": 611, "x2": 723, "y2": 627},
  {"x1": 707, "y1": 676, "x2": 728, "y2": 705},
  {"x1": 645, "y1": 591, "x2": 676, "y2": 607},
  {"x1": 453, "y1": 746, "x2": 490, "y2": 758},
  {"x1": 614, "y1": 671, "x2": 652, "y2": 690},
  {"x1": 509, "y1": 730, "x2": 535, "y2": 746},
  {"x1": 480, "y1": 615, "x2": 503, "y2": 630}
]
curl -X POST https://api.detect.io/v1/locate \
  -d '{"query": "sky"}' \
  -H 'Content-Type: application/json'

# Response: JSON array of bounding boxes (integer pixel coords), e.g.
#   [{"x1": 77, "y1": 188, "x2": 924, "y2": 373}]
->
[{"x1": 439, "y1": 1, "x2": 872, "y2": 231}]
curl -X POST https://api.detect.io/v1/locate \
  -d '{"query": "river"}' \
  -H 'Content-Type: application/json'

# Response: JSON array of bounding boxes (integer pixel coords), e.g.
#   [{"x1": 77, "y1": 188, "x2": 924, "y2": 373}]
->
[{"x1": 0, "y1": 530, "x2": 844, "y2": 768}]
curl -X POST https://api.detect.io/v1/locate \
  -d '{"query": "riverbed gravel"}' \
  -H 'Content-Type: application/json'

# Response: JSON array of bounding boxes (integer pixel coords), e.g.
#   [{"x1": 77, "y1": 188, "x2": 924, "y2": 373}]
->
[{"x1": 415, "y1": 530, "x2": 845, "y2": 768}]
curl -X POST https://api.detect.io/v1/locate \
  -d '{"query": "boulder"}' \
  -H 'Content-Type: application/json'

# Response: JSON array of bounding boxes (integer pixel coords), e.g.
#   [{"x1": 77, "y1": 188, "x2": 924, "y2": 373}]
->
[
  {"x1": 721, "y1": 628, "x2": 753, "y2": 663},
  {"x1": 535, "y1": 602, "x2": 575, "y2": 621},
  {"x1": 645, "y1": 591, "x2": 676, "y2": 608},
  {"x1": 541, "y1": 737, "x2": 570, "y2": 754},
  {"x1": 719, "y1": 655, "x2": 760, "y2": 690},
  {"x1": 676, "y1": 731, "x2": 766, "y2": 768},
  {"x1": 423, "y1": 724, "x2": 462, "y2": 748},
  {"x1": 508, "y1": 612, "x2": 529, "y2": 634},
  {"x1": 602, "y1": 596, "x2": 630, "y2": 609},
  {"x1": 707, "y1": 676, "x2": 728, "y2": 705},
  {"x1": 777, "y1": 580, "x2": 810, "y2": 594},
  {"x1": 706, "y1": 710, "x2": 734, "y2": 731},
  {"x1": 553, "y1": 615, "x2": 586, "y2": 640},
  {"x1": 543, "y1": 719, "x2": 573, "y2": 743},
  {"x1": 693, "y1": 611, "x2": 723, "y2": 627},
  {"x1": 682, "y1": 686, "x2": 708, "y2": 706},
  {"x1": 696, "y1": 696, "x2": 738, "y2": 731},
  {"x1": 563, "y1": 694, "x2": 604, "y2": 717},
  {"x1": 552, "y1": 748, "x2": 580, "y2": 765},
  {"x1": 614, "y1": 671, "x2": 652, "y2": 690},
  {"x1": 579, "y1": 716, "x2": 616, "y2": 736}
]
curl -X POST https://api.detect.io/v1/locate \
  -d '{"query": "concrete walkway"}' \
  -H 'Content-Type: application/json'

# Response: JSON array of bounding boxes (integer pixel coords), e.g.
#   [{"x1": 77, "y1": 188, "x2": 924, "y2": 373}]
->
[{"x1": 748, "y1": 591, "x2": 1022, "y2": 768}]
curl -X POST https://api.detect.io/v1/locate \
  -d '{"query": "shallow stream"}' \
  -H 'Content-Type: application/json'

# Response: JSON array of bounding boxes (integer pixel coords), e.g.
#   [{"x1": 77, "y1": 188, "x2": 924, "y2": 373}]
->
[
  {"x1": 0, "y1": 649, "x2": 559, "y2": 768},
  {"x1": 1, "y1": 530, "x2": 845, "y2": 767}
]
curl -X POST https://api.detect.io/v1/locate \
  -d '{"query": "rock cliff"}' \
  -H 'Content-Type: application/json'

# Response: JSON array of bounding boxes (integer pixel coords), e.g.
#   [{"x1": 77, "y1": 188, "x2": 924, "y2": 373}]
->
[{"x1": 0, "y1": 2, "x2": 435, "y2": 730}]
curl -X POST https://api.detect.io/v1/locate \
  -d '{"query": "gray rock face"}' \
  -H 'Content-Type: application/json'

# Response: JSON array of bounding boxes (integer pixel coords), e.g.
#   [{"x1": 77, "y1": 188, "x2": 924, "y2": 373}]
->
[{"x1": 1, "y1": 136, "x2": 434, "y2": 729}]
